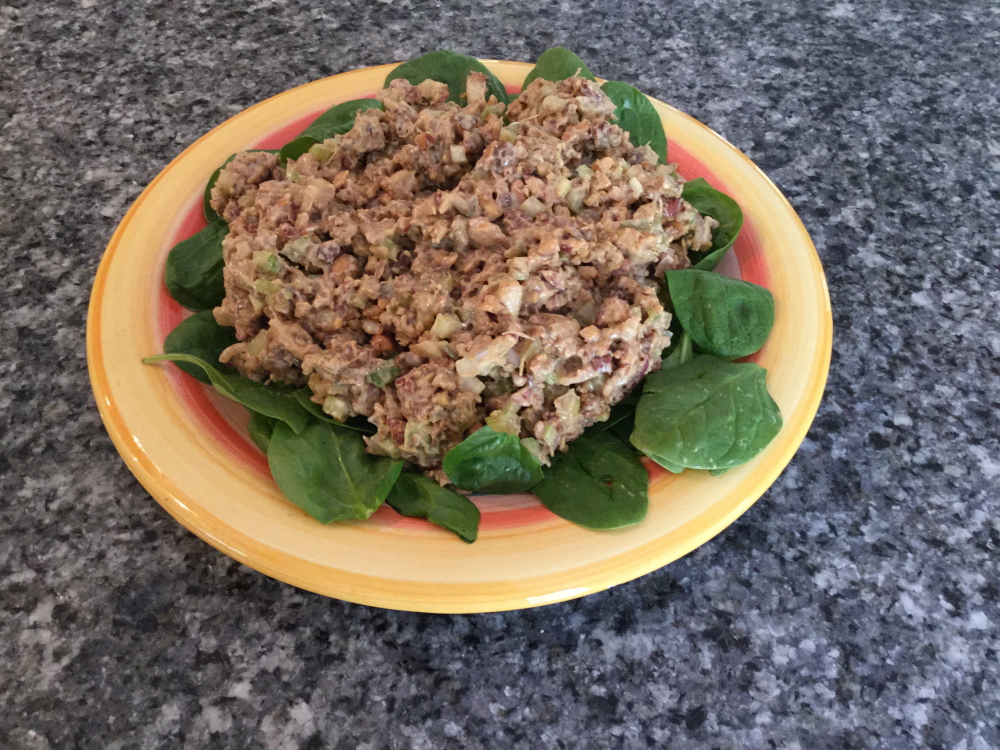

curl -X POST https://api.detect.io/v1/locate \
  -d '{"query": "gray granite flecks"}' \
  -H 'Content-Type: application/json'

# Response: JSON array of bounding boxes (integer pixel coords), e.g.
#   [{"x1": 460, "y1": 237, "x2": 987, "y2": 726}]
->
[{"x1": 2, "y1": 1, "x2": 999, "y2": 748}]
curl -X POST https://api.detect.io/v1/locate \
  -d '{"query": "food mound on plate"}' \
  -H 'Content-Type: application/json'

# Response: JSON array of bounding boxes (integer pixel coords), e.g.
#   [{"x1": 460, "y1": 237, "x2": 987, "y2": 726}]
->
[{"x1": 209, "y1": 73, "x2": 717, "y2": 473}]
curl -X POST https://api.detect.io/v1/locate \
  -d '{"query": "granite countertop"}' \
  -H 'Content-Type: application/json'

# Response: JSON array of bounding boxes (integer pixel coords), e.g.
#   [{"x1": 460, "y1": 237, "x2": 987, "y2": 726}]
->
[{"x1": 2, "y1": 1, "x2": 998, "y2": 747}]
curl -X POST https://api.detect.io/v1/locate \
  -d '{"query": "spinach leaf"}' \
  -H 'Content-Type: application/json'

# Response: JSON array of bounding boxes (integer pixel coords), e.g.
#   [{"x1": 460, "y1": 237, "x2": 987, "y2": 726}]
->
[
  {"x1": 681, "y1": 178, "x2": 744, "y2": 271},
  {"x1": 522, "y1": 47, "x2": 596, "y2": 88},
  {"x1": 142, "y1": 353, "x2": 309, "y2": 434},
  {"x1": 385, "y1": 50, "x2": 510, "y2": 105},
  {"x1": 609, "y1": 410, "x2": 638, "y2": 446},
  {"x1": 292, "y1": 388, "x2": 327, "y2": 421},
  {"x1": 666, "y1": 269, "x2": 775, "y2": 359},
  {"x1": 660, "y1": 330, "x2": 693, "y2": 370},
  {"x1": 164, "y1": 219, "x2": 228, "y2": 311},
  {"x1": 639, "y1": 334, "x2": 697, "y2": 469},
  {"x1": 692, "y1": 246, "x2": 729, "y2": 274},
  {"x1": 343, "y1": 415, "x2": 378, "y2": 435},
  {"x1": 443, "y1": 426, "x2": 543, "y2": 493},
  {"x1": 248, "y1": 411, "x2": 277, "y2": 453},
  {"x1": 601, "y1": 81, "x2": 667, "y2": 164},
  {"x1": 631, "y1": 355, "x2": 782, "y2": 471},
  {"x1": 279, "y1": 99, "x2": 384, "y2": 162},
  {"x1": 532, "y1": 431, "x2": 648, "y2": 530},
  {"x1": 387, "y1": 472, "x2": 480, "y2": 543},
  {"x1": 291, "y1": 389, "x2": 376, "y2": 434},
  {"x1": 203, "y1": 149, "x2": 280, "y2": 223},
  {"x1": 602, "y1": 399, "x2": 637, "y2": 431},
  {"x1": 267, "y1": 420, "x2": 403, "y2": 523},
  {"x1": 162, "y1": 310, "x2": 238, "y2": 384}
]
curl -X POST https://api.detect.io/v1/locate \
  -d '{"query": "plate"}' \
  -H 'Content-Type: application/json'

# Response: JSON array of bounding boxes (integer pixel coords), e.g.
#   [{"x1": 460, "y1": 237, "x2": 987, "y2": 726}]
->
[{"x1": 87, "y1": 61, "x2": 831, "y2": 613}]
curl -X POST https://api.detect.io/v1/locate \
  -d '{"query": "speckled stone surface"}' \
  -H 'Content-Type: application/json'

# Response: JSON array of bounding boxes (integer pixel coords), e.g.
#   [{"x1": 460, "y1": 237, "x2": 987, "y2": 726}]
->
[{"x1": 2, "y1": 1, "x2": 999, "y2": 748}]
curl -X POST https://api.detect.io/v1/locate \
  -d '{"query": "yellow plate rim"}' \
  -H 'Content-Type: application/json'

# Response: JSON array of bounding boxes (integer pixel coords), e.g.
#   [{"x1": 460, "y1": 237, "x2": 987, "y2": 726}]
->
[{"x1": 87, "y1": 60, "x2": 832, "y2": 613}]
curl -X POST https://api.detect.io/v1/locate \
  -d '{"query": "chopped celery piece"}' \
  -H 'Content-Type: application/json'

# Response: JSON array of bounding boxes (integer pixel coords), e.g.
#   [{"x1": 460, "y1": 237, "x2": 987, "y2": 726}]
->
[
  {"x1": 253, "y1": 251, "x2": 281, "y2": 276},
  {"x1": 368, "y1": 361, "x2": 402, "y2": 388}
]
